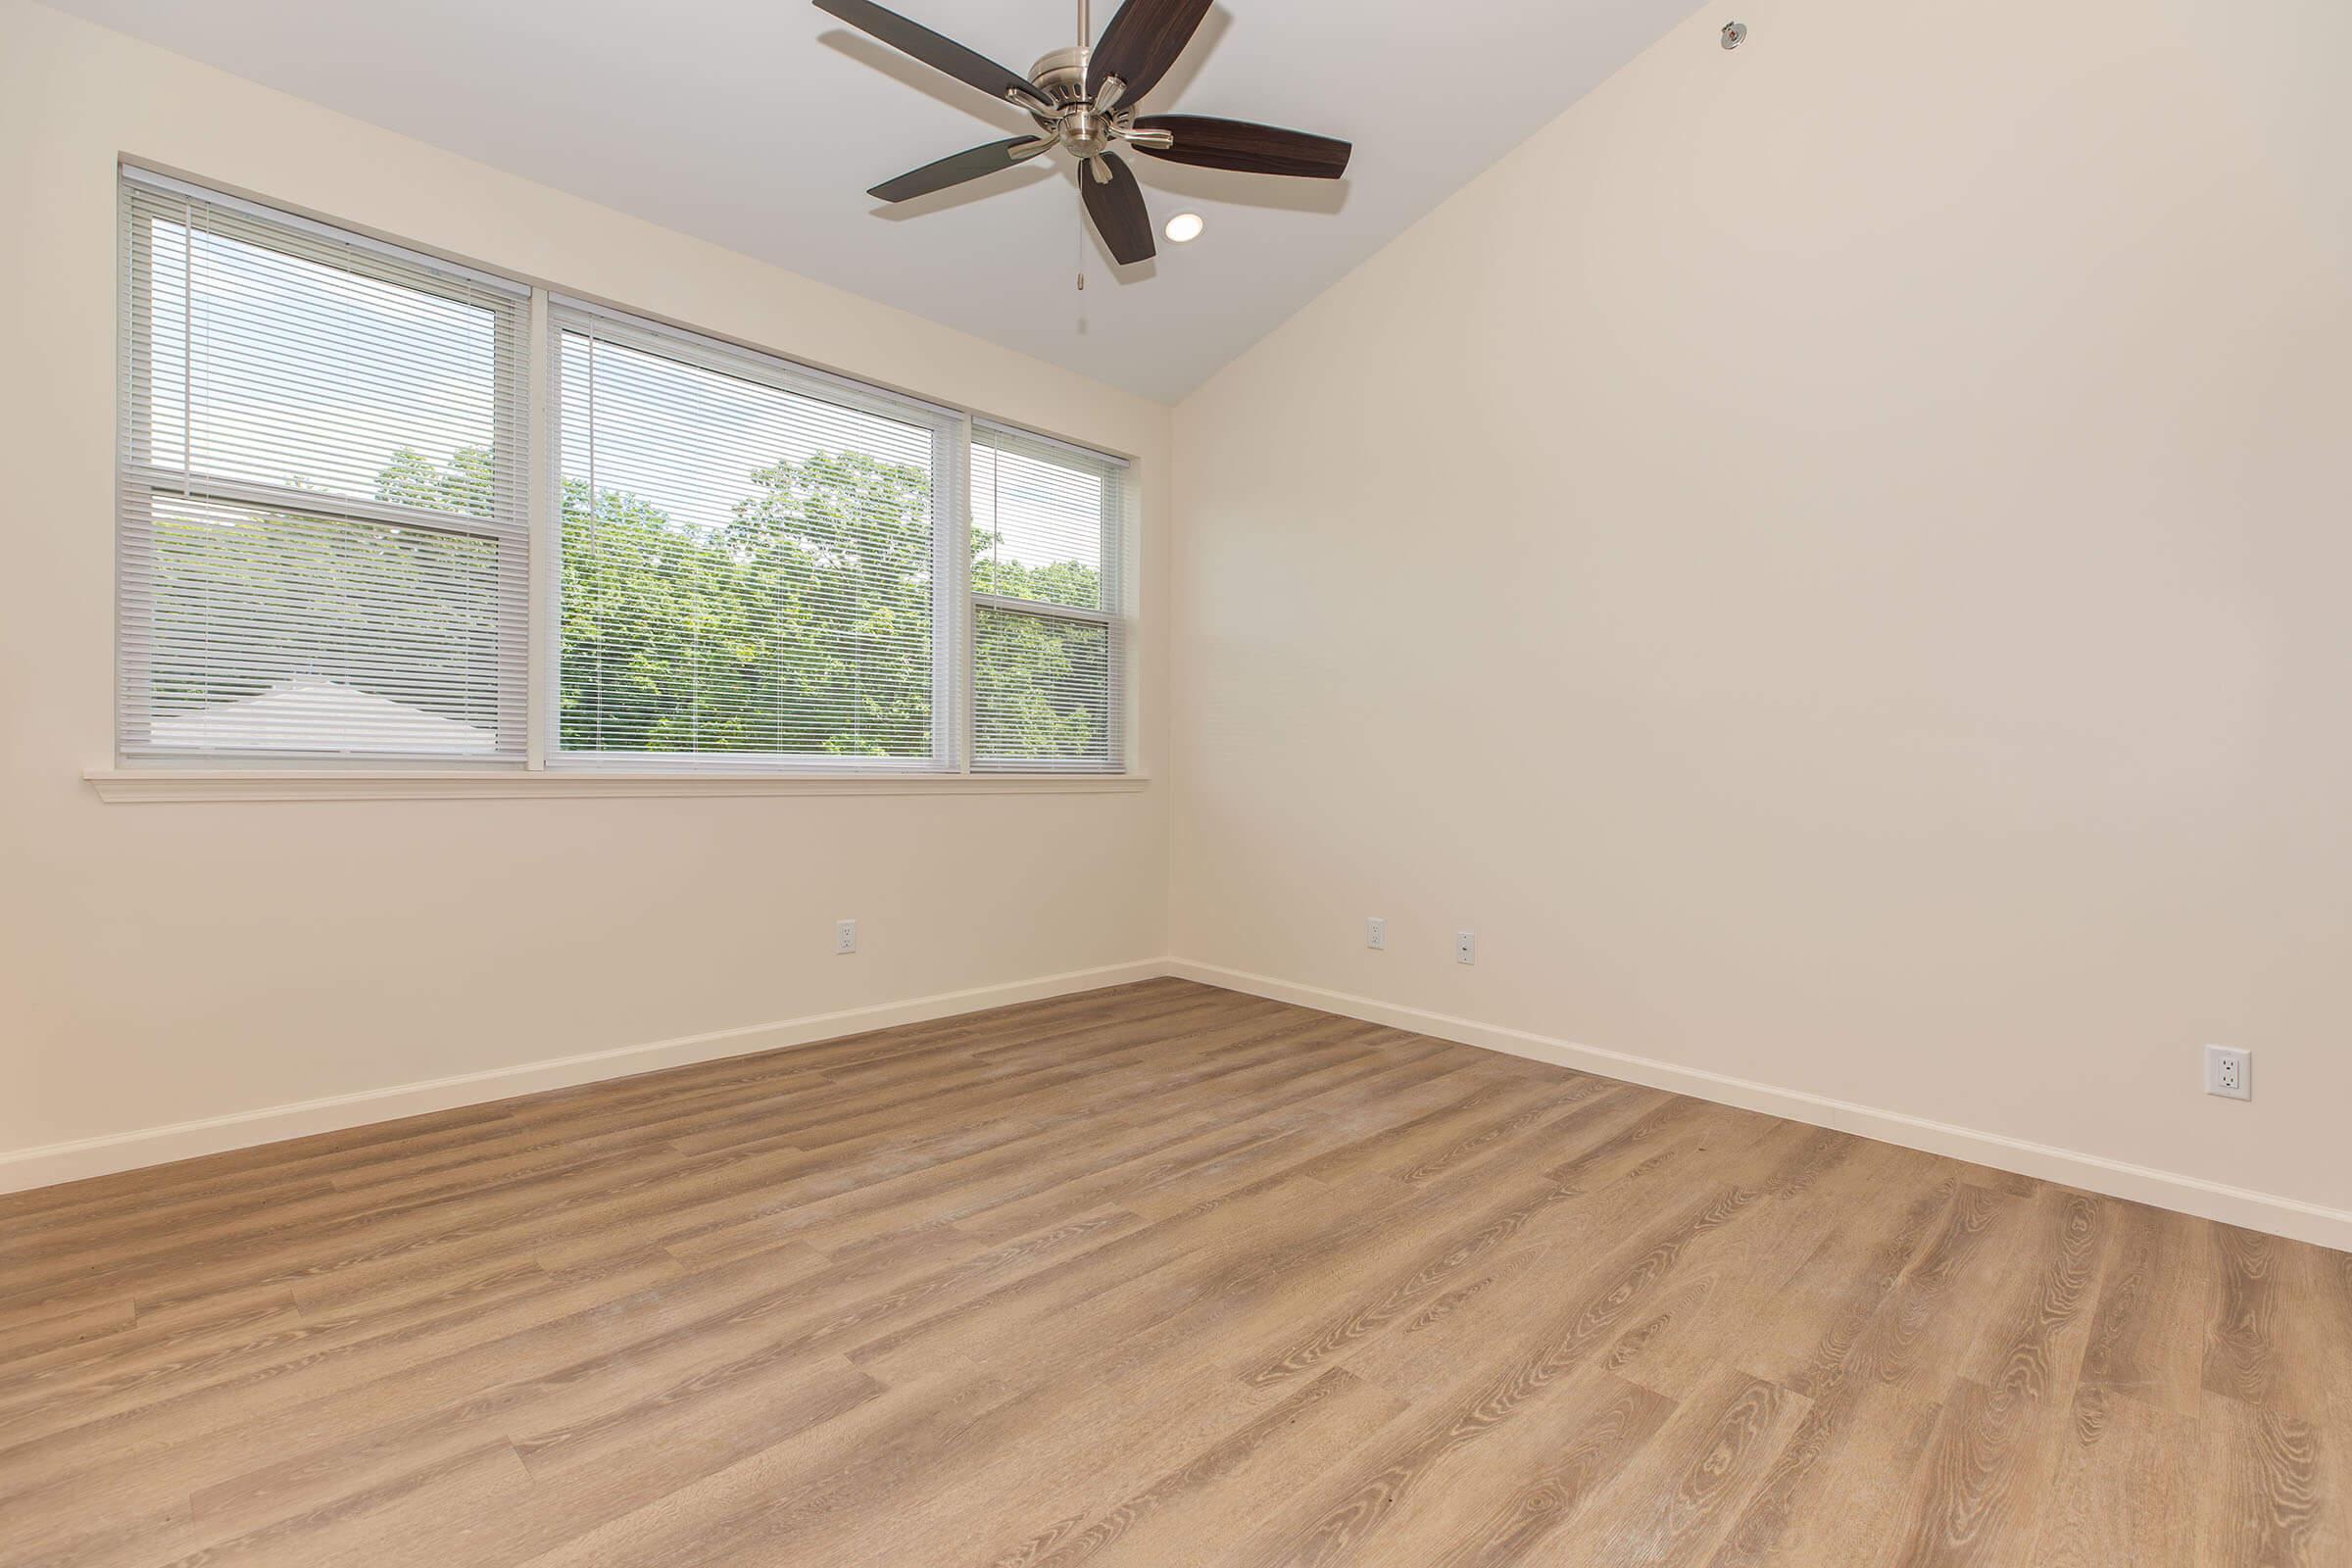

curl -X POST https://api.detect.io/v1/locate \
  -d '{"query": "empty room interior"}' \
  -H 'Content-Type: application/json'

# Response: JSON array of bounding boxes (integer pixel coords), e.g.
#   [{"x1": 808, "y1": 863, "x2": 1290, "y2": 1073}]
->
[{"x1": 4, "y1": 0, "x2": 2350, "y2": 1562}]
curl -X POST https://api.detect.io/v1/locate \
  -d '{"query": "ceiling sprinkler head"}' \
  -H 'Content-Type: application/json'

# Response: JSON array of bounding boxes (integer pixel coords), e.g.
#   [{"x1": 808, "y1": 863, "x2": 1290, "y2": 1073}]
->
[{"x1": 1721, "y1": 21, "x2": 1746, "y2": 49}]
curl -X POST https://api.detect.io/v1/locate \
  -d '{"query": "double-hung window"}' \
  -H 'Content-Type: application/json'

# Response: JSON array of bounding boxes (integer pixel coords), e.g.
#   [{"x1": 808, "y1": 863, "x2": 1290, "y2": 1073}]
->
[
  {"x1": 116, "y1": 170, "x2": 529, "y2": 761},
  {"x1": 970, "y1": 424, "x2": 1128, "y2": 772},
  {"x1": 113, "y1": 170, "x2": 1132, "y2": 781}
]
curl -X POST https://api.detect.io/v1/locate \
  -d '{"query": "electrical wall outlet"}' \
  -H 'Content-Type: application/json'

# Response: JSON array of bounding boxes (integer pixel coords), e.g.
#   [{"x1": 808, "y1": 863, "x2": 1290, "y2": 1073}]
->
[
  {"x1": 1366, "y1": 916, "x2": 1387, "y2": 951},
  {"x1": 1455, "y1": 930, "x2": 1476, "y2": 965},
  {"x1": 2205, "y1": 1044, "x2": 2250, "y2": 1101},
  {"x1": 834, "y1": 918, "x2": 858, "y2": 956}
]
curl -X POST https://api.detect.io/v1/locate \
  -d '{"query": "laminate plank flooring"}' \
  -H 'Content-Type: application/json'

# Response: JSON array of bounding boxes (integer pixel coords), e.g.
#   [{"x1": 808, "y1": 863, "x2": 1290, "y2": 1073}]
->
[{"x1": 1, "y1": 978, "x2": 2345, "y2": 1566}]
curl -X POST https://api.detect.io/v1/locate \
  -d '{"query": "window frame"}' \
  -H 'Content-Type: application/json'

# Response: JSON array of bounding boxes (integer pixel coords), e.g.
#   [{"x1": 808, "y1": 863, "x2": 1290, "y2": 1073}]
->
[
  {"x1": 107, "y1": 168, "x2": 1140, "y2": 791},
  {"x1": 967, "y1": 421, "x2": 1131, "y2": 775},
  {"x1": 542, "y1": 295, "x2": 969, "y2": 775},
  {"x1": 115, "y1": 168, "x2": 532, "y2": 766}
]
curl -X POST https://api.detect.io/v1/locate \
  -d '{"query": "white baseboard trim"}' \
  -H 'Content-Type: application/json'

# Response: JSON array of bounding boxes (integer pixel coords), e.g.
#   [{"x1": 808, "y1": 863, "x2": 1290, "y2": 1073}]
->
[
  {"x1": 1168, "y1": 959, "x2": 2352, "y2": 1254},
  {"x1": 16, "y1": 953, "x2": 2348, "y2": 1253},
  {"x1": 0, "y1": 959, "x2": 1170, "y2": 1196}
]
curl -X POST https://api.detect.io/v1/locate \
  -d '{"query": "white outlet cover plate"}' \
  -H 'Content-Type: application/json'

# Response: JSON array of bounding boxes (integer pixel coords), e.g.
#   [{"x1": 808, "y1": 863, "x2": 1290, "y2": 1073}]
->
[{"x1": 2204, "y1": 1044, "x2": 2251, "y2": 1101}]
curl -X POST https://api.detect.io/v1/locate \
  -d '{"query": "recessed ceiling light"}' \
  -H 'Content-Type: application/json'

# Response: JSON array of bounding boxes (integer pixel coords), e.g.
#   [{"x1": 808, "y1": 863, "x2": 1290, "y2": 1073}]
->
[{"x1": 1163, "y1": 212, "x2": 1205, "y2": 244}]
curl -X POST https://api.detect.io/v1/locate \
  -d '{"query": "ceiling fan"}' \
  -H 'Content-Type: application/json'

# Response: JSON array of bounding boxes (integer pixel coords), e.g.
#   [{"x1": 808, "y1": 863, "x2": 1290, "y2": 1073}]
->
[{"x1": 812, "y1": 0, "x2": 1351, "y2": 270}]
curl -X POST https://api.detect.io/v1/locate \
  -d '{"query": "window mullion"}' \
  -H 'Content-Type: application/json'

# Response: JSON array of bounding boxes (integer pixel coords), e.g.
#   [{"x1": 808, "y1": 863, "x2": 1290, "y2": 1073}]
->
[
  {"x1": 524, "y1": 286, "x2": 555, "y2": 770},
  {"x1": 949, "y1": 411, "x2": 975, "y2": 775}
]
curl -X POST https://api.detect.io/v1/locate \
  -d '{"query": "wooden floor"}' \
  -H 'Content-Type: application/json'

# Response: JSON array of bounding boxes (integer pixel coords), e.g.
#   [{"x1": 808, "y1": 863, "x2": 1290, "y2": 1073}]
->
[{"x1": 3, "y1": 980, "x2": 2348, "y2": 1566}]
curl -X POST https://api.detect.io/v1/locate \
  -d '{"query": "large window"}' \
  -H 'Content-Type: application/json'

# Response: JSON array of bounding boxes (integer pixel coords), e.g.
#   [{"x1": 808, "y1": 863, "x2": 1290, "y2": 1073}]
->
[
  {"x1": 552, "y1": 304, "x2": 958, "y2": 769},
  {"x1": 117, "y1": 170, "x2": 528, "y2": 761},
  {"x1": 113, "y1": 171, "x2": 1132, "y2": 777}
]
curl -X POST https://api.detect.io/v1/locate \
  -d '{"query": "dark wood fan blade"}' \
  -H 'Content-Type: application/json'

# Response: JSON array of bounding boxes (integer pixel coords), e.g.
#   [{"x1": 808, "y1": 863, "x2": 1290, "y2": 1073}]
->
[
  {"x1": 1082, "y1": 153, "x2": 1155, "y2": 265},
  {"x1": 1087, "y1": 0, "x2": 1212, "y2": 104},
  {"x1": 1130, "y1": 116, "x2": 1351, "y2": 178},
  {"x1": 868, "y1": 138, "x2": 1050, "y2": 202},
  {"x1": 813, "y1": 0, "x2": 1047, "y2": 111}
]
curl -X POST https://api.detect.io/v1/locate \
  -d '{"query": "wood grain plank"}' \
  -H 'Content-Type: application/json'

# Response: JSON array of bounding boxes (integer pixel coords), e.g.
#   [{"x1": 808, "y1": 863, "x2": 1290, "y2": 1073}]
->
[
  {"x1": 2027, "y1": 1384, "x2": 2198, "y2": 1566},
  {"x1": 1884, "y1": 1189, "x2": 2111, "y2": 1567},
  {"x1": 2078, "y1": 1199, "x2": 2209, "y2": 1414},
  {"x1": 1538, "y1": 1365, "x2": 1808, "y2": 1568}
]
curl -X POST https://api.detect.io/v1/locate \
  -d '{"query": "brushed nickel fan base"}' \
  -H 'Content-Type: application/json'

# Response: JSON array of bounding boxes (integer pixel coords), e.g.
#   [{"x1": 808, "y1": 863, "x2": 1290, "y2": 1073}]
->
[{"x1": 1018, "y1": 50, "x2": 1168, "y2": 164}]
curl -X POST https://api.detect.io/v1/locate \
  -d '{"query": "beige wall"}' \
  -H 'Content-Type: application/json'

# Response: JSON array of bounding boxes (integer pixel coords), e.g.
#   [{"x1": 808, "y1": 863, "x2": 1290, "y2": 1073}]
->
[
  {"x1": 0, "y1": 0, "x2": 1172, "y2": 1172},
  {"x1": 1169, "y1": 0, "x2": 2352, "y2": 1232}
]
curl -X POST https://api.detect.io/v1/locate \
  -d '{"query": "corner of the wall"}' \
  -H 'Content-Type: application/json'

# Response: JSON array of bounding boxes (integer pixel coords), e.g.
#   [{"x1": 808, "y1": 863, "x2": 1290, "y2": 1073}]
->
[{"x1": 1163, "y1": 957, "x2": 2352, "y2": 1254}]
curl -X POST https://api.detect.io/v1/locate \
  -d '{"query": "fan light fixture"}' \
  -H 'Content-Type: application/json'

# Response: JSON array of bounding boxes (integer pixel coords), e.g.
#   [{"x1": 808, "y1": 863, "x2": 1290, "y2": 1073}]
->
[{"x1": 1164, "y1": 212, "x2": 1204, "y2": 243}]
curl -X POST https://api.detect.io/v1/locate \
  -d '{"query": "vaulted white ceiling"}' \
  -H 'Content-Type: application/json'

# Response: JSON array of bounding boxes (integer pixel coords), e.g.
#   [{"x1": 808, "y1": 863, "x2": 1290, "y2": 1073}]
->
[{"x1": 43, "y1": 0, "x2": 1700, "y2": 400}]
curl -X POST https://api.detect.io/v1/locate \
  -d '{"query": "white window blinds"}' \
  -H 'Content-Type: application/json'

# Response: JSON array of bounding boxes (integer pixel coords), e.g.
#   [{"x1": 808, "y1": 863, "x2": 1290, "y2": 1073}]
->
[
  {"x1": 551, "y1": 302, "x2": 959, "y2": 769},
  {"x1": 116, "y1": 170, "x2": 528, "y2": 760},
  {"x1": 970, "y1": 423, "x2": 1127, "y2": 772}
]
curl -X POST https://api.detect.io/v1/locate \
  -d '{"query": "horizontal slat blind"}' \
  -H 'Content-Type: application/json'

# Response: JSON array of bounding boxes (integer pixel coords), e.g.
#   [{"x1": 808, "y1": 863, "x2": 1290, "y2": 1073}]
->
[
  {"x1": 970, "y1": 423, "x2": 1126, "y2": 772},
  {"x1": 117, "y1": 171, "x2": 528, "y2": 760},
  {"x1": 550, "y1": 305, "x2": 957, "y2": 769}
]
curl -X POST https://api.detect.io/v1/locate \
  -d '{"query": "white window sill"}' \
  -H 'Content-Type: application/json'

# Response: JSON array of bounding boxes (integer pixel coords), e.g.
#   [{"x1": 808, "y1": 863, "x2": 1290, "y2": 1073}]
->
[{"x1": 84, "y1": 767, "x2": 1150, "y2": 804}]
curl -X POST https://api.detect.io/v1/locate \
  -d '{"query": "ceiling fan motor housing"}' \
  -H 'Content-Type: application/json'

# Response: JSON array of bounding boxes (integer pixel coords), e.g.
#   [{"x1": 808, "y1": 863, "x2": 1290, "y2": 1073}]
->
[
  {"x1": 1027, "y1": 47, "x2": 1090, "y2": 103},
  {"x1": 1027, "y1": 49, "x2": 1114, "y2": 156}
]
